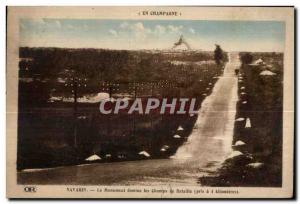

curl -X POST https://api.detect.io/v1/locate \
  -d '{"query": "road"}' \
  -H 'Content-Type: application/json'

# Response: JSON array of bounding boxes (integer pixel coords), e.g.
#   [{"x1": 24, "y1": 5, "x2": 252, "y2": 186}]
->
[{"x1": 18, "y1": 53, "x2": 240, "y2": 186}]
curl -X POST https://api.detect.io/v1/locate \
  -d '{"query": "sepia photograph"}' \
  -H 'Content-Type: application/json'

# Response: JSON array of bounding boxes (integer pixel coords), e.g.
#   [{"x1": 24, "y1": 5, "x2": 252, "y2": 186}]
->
[{"x1": 6, "y1": 6, "x2": 294, "y2": 198}]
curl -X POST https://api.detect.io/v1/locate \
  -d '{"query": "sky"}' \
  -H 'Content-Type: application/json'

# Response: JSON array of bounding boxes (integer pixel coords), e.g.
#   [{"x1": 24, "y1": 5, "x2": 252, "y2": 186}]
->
[{"x1": 20, "y1": 19, "x2": 285, "y2": 52}]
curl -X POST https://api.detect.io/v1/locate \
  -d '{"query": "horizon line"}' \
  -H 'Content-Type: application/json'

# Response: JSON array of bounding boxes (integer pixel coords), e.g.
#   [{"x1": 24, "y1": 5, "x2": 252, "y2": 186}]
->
[{"x1": 19, "y1": 46, "x2": 284, "y2": 53}]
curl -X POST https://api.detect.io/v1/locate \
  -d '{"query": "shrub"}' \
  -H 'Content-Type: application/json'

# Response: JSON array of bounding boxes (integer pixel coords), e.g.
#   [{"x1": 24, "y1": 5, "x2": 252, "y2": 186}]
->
[{"x1": 241, "y1": 53, "x2": 253, "y2": 65}]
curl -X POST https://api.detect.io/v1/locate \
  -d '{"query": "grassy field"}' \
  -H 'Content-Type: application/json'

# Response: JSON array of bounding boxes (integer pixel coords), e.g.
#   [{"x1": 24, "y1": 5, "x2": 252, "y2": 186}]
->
[{"x1": 18, "y1": 48, "x2": 226, "y2": 170}]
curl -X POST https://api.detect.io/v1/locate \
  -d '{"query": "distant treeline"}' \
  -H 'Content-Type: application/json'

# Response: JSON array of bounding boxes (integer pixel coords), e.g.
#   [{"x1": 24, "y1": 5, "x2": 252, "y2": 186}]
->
[{"x1": 19, "y1": 47, "x2": 221, "y2": 83}]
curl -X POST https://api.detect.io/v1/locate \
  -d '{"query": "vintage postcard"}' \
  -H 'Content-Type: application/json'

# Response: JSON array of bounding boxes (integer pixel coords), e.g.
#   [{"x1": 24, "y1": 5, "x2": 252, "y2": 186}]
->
[{"x1": 6, "y1": 6, "x2": 294, "y2": 198}]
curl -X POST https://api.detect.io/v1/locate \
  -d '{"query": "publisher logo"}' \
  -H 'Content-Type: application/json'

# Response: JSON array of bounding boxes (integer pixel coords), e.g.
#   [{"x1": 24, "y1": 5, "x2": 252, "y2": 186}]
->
[{"x1": 24, "y1": 186, "x2": 36, "y2": 193}]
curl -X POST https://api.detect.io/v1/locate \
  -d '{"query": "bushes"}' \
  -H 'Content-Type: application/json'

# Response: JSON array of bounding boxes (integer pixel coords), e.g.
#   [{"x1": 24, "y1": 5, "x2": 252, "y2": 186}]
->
[{"x1": 240, "y1": 52, "x2": 253, "y2": 65}]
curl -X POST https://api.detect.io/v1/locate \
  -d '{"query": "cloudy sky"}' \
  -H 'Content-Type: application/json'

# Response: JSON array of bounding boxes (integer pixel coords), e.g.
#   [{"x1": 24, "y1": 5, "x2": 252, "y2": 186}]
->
[{"x1": 20, "y1": 19, "x2": 285, "y2": 52}]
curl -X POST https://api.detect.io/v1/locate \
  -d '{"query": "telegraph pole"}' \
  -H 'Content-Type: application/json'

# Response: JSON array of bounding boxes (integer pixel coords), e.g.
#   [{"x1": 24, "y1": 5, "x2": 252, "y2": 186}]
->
[
  {"x1": 73, "y1": 78, "x2": 78, "y2": 148},
  {"x1": 65, "y1": 76, "x2": 87, "y2": 148}
]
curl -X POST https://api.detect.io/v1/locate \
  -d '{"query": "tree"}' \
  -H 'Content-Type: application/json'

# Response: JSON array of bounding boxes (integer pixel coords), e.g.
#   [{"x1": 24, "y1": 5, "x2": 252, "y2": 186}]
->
[{"x1": 214, "y1": 44, "x2": 224, "y2": 65}]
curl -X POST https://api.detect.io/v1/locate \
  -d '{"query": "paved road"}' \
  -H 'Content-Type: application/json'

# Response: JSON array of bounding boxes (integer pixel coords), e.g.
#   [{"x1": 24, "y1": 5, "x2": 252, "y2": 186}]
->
[{"x1": 18, "y1": 53, "x2": 240, "y2": 186}]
